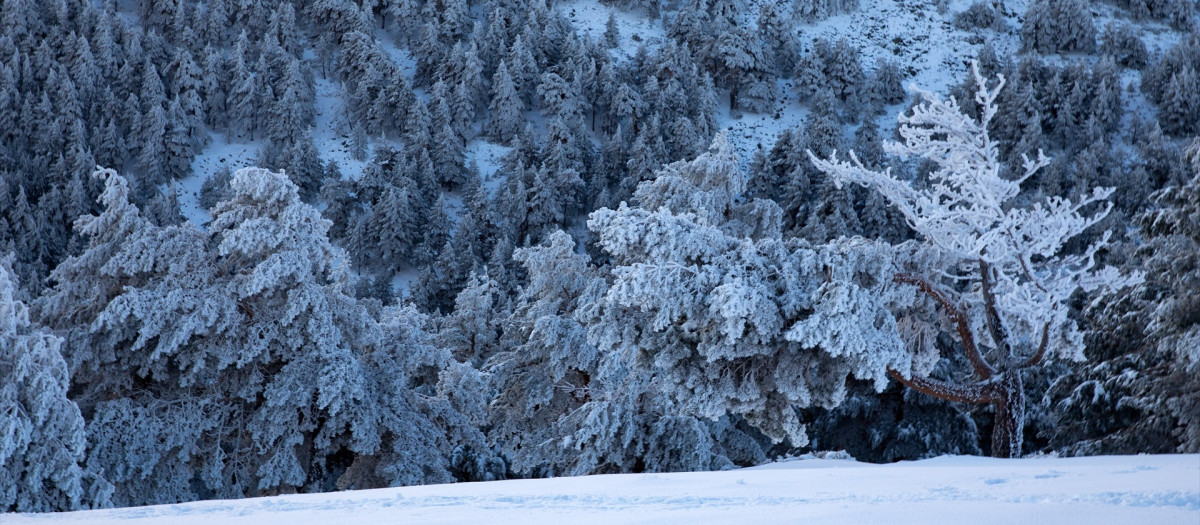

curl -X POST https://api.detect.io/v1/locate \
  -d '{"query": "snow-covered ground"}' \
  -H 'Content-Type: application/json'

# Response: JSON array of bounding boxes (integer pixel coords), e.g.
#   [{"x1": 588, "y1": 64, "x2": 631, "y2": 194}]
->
[
  {"x1": 466, "y1": 139, "x2": 513, "y2": 195},
  {"x1": 562, "y1": 0, "x2": 667, "y2": 61},
  {"x1": 11, "y1": 454, "x2": 1197, "y2": 524},
  {"x1": 713, "y1": 0, "x2": 1013, "y2": 163}
]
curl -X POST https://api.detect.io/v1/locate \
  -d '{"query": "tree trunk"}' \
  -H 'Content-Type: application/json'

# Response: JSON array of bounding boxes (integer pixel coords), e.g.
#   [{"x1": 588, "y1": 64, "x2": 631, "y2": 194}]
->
[
  {"x1": 990, "y1": 372, "x2": 1024, "y2": 458},
  {"x1": 889, "y1": 271, "x2": 1042, "y2": 459}
]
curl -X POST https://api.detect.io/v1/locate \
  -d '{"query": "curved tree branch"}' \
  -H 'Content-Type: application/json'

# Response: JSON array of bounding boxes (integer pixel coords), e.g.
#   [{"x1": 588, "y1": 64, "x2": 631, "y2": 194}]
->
[
  {"x1": 1016, "y1": 322, "x2": 1051, "y2": 369},
  {"x1": 978, "y1": 260, "x2": 1012, "y2": 361},
  {"x1": 894, "y1": 272, "x2": 996, "y2": 379},
  {"x1": 887, "y1": 368, "x2": 994, "y2": 404}
]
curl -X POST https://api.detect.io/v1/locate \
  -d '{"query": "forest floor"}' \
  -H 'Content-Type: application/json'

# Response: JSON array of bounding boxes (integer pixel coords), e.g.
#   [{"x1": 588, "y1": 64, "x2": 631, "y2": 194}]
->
[{"x1": 10, "y1": 454, "x2": 1198, "y2": 524}]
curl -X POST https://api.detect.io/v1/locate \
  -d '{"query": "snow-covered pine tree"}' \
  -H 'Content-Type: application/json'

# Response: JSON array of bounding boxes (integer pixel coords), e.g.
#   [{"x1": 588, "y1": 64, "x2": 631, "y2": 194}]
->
[
  {"x1": 1, "y1": 258, "x2": 112, "y2": 512},
  {"x1": 437, "y1": 272, "x2": 504, "y2": 368},
  {"x1": 1048, "y1": 143, "x2": 1200, "y2": 455},
  {"x1": 757, "y1": 2, "x2": 797, "y2": 77},
  {"x1": 227, "y1": 32, "x2": 257, "y2": 139},
  {"x1": 506, "y1": 35, "x2": 539, "y2": 107},
  {"x1": 780, "y1": 88, "x2": 844, "y2": 235},
  {"x1": 364, "y1": 183, "x2": 420, "y2": 272},
  {"x1": 536, "y1": 72, "x2": 583, "y2": 128},
  {"x1": 705, "y1": 26, "x2": 767, "y2": 113},
  {"x1": 458, "y1": 41, "x2": 487, "y2": 117},
  {"x1": 666, "y1": 0, "x2": 707, "y2": 49},
  {"x1": 609, "y1": 82, "x2": 644, "y2": 134},
  {"x1": 356, "y1": 302, "x2": 495, "y2": 485},
  {"x1": 201, "y1": 45, "x2": 227, "y2": 128},
  {"x1": 412, "y1": 19, "x2": 447, "y2": 87},
  {"x1": 264, "y1": 59, "x2": 314, "y2": 145},
  {"x1": 135, "y1": 92, "x2": 168, "y2": 183},
  {"x1": 308, "y1": 0, "x2": 372, "y2": 39},
  {"x1": 1099, "y1": 22, "x2": 1148, "y2": 69},
  {"x1": 603, "y1": 12, "x2": 619, "y2": 49},
  {"x1": 487, "y1": 61, "x2": 524, "y2": 143},
  {"x1": 381, "y1": 0, "x2": 421, "y2": 37},
  {"x1": 579, "y1": 133, "x2": 921, "y2": 472},
  {"x1": 739, "y1": 72, "x2": 777, "y2": 115},
  {"x1": 1021, "y1": 0, "x2": 1096, "y2": 54},
  {"x1": 485, "y1": 231, "x2": 606, "y2": 476},
  {"x1": 414, "y1": 193, "x2": 451, "y2": 268},
  {"x1": 791, "y1": 48, "x2": 825, "y2": 103},
  {"x1": 808, "y1": 63, "x2": 1142, "y2": 457},
  {"x1": 429, "y1": 88, "x2": 468, "y2": 189},
  {"x1": 953, "y1": 1, "x2": 998, "y2": 31},
  {"x1": 794, "y1": 0, "x2": 860, "y2": 21},
  {"x1": 867, "y1": 59, "x2": 906, "y2": 107},
  {"x1": 823, "y1": 38, "x2": 865, "y2": 105},
  {"x1": 1158, "y1": 66, "x2": 1200, "y2": 136},
  {"x1": 36, "y1": 168, "x2": 477, "y2": 504},
  {"x1": 162, "y1": 97, "x2": 193, "y2": 181},
  {"x1": 33, "y1": 168, "x2": 224, "y2": 505},
  {"x1": 165, "y1": 47, "x2": 206, "y2": 150}
]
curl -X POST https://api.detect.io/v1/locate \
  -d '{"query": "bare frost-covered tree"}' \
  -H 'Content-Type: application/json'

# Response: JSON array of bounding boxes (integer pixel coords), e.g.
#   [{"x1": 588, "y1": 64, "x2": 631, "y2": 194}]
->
[{"x1": 808, "y1": 64, "x2": 1142, "y2": 457}]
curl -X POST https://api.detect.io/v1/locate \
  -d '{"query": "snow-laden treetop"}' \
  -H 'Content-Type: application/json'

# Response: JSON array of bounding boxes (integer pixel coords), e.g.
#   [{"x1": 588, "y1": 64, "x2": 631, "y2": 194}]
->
[{"x1": 809, "y1": 63, "x2": 1143, "y2": 363}]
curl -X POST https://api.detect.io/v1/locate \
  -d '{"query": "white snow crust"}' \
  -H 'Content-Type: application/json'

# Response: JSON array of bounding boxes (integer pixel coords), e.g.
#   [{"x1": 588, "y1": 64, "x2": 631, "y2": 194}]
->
[{"x1": 10, "y1": 454, "x2": 1197, "y2": 525}]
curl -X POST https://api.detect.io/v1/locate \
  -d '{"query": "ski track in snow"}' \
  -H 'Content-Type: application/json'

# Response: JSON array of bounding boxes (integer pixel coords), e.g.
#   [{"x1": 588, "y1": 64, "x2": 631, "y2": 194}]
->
[{"x1": 10, "y1": 455, "x2": 1198, "y2": 525}]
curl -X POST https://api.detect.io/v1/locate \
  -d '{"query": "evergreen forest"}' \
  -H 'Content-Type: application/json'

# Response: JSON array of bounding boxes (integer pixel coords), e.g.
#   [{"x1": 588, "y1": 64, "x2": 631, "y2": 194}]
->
[{"x1": 1, "y1": 0, "x2": 1198, "y2": 512}]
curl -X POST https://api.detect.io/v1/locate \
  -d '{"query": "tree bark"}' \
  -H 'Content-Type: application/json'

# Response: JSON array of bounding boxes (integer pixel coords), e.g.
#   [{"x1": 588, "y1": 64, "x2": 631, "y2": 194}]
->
[
  {"x1": 990, "y1": 372, "x2": 1024, "y2": 458},
  {"x1": 889, "y1": 271, "x2": 1041, "y2": 458},
  {"x1": 887, "y1": 368, "x2": 991, "y2": 404},
  {"x1": 978, "y1": 261, "x2": 1012, "y2": 359},
  {"x1": 894, "y1": 273, "x2": 996, "y2": 379},
  {"x1": 891, "y1": 368, "x2": 1027, "y2": 458}
]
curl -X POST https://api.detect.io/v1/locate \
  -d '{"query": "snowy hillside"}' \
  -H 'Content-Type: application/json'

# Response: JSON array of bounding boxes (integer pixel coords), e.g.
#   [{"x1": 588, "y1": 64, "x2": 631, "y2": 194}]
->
[
  {"x1": 10, "y1": 454, "x2": 1199, "y2": 525},
  {"x1": 5, "y1": 0, "x2": 1200, "y2": 516}
]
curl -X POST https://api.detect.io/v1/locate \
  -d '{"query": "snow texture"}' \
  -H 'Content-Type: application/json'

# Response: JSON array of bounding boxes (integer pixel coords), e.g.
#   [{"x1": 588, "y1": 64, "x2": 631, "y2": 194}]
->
[{"x1": 8, "y1": 454, "x2": 1198, "y2": 525}]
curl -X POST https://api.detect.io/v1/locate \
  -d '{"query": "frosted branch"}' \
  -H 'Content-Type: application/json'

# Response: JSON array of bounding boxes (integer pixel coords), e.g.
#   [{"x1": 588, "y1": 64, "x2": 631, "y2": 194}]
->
[
  {"x1": 894, "y1": 272, "x2": 996, "y2": 379},
  {"x1": 809, "y1": 61, "x2": 1140, "y2": 365},
  {"x1": 887, "y1": 368, "x2": 993, "y2": 404}
]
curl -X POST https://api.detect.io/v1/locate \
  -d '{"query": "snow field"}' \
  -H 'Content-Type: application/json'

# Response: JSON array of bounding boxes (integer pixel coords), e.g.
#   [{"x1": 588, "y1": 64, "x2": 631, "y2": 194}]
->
[{"x1": 10, "y1": 454, "x2": 1198, "y2": 525}]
